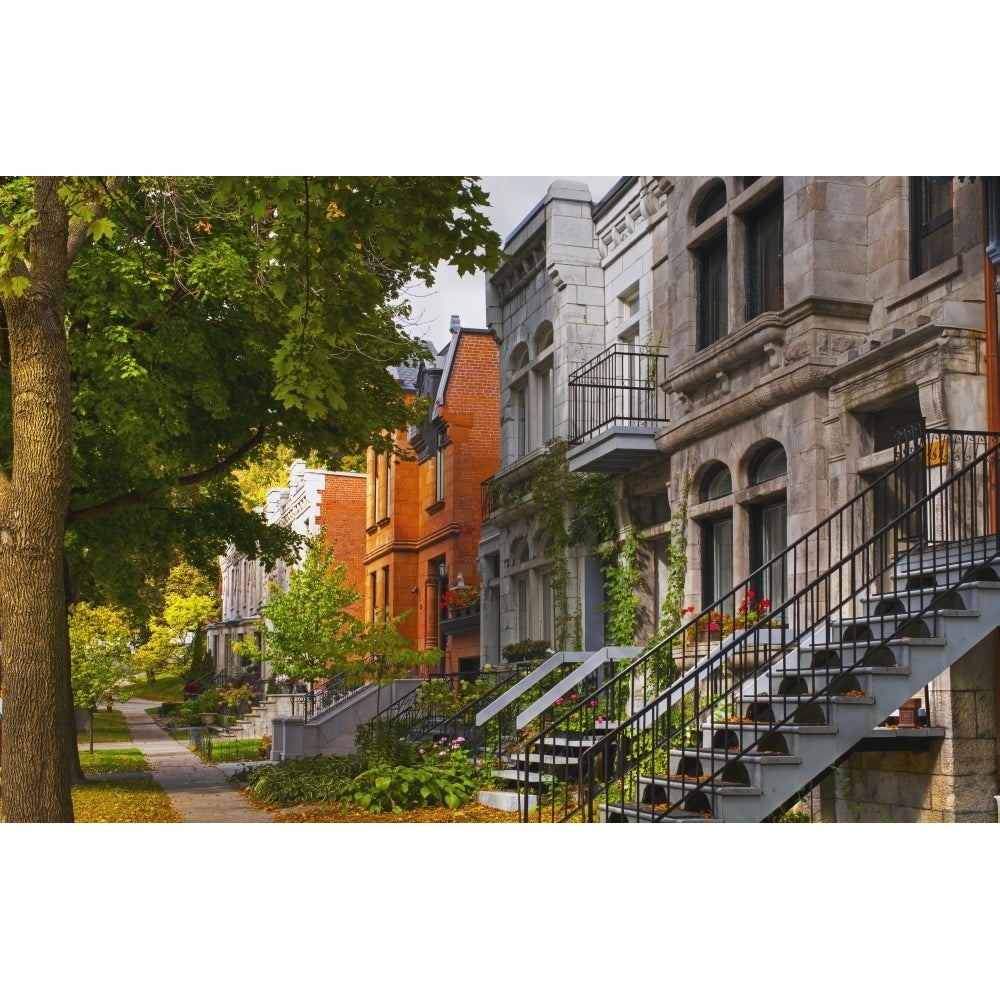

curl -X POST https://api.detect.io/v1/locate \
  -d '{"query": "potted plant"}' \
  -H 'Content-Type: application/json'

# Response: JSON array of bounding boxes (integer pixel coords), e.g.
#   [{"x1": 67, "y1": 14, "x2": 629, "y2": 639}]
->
[
  {"x1": 502, "y1": 639, "x2": 552, "y2": 663},
  {"x1": 440, "y1": 585, "x2": 481, "y2": 617}
]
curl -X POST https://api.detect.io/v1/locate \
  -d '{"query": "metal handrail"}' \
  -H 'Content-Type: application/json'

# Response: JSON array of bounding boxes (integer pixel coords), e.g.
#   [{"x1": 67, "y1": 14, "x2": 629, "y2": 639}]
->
[{"x1": 519, "y1": 427, "x2": 1000, "y2": 821}]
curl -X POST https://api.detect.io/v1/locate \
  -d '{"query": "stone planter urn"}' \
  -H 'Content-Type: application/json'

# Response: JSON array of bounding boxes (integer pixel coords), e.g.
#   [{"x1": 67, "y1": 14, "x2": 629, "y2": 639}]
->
[{"x1": 199, "y1": 712, "x2": 217, "y2": 725}]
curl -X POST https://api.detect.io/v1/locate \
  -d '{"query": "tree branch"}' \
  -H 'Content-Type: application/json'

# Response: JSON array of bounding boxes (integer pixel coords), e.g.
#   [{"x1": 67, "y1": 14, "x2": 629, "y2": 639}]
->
[
  {"x1": 66, "y1": 424, "x2": 268, "y2": 526},
  {"x1": 65, "y1": 177, "x2": 126, "y2": 265}
]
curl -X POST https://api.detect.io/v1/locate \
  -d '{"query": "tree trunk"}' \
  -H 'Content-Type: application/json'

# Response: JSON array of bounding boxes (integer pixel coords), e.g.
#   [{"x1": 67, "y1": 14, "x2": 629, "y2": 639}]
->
[{"x1": 0, "y1": 179, "x2": 76, "y2": 822}]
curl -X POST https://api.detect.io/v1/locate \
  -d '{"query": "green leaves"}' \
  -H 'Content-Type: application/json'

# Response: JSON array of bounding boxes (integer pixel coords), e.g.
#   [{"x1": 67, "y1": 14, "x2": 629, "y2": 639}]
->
[
  {"x1": 69, "y1": 603, "x2": 138, "y2": 711},
  {"x1": 254, "y1": 535, "x2": 363, "y2": 683}
]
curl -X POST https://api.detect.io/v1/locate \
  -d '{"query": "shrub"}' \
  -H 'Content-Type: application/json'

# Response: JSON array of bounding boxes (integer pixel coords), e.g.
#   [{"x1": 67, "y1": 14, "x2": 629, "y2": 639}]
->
[{"x1": 342, "y1": 737, "x2": 481, "y2": 814}]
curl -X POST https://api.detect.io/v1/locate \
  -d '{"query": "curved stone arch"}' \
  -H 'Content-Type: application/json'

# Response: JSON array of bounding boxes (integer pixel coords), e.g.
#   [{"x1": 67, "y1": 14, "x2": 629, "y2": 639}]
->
[
  {"x1": 695, "y1": 460, "x2": 734, "y2": 503},
  {"x1": 690, "y1": 178, "x2": 729, "y2": 229},
  {"x1": 533, "y1": 321, "x2": 554, "y2": 355},
  {"x1": 739, "y1": 437, "x2": 788, "y2": 492},
  {"x1": 509, "y1": 341, "x2": 529, "y2": 374},
  {"x1": 509, "y1": 536, "x2": 531, "y2": 567}
]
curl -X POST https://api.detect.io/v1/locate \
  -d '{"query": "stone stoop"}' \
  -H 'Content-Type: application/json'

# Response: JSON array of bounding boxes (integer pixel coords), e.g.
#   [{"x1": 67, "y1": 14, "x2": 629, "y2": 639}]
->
[{"x1": 600, "y1": 546, "x2": 1000, "y2": 822}]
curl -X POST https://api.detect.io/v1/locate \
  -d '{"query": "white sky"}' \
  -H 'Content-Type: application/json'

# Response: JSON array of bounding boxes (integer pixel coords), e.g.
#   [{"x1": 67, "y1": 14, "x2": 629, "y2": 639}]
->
[{"x1": 406, "y1": 175, "x2": 619, "y2": 347}]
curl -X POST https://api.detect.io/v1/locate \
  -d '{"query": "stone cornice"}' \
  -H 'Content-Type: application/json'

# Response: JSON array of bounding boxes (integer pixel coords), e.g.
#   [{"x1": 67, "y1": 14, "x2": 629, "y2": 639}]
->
[{"x1": 656, "y1": 359, "x2": 836, "y2": 454}]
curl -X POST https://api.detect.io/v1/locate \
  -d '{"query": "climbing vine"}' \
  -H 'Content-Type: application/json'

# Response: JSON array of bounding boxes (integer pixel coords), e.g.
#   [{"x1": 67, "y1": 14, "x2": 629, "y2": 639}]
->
[
  {"x1": 641, "y1": 474, "x2": 691, "y2": 695},
  {"x1": 504, "y1": 439, "x2": 617, "y2": 649},
  {"x1": 604, "y1": 524, "x2": 643, "y2": 645},
  {"x1": 500, "y1": 441, "x2": 688, "y2": 657}
]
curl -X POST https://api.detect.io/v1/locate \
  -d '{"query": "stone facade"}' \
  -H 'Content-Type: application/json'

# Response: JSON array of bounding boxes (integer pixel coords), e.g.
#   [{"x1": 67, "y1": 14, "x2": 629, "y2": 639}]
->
[
  {"x1": 482, "y1": 178, "x2": 654, "y2": 664},
  {"x1": 485, "y1": 175, "x2": 998, "y2": 821}
]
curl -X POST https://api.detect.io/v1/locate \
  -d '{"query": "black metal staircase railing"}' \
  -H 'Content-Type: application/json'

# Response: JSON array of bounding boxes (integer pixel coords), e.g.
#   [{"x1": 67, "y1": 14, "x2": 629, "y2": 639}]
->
[
  {"x1": 403, "y1": 665, "x2": 536, "y2": 754},
  {"x1": 516, "y1": 427, "x2": 1000, "y2": 822},
  {"x1": 569, "y1": 343, "x2": 669, "y2": 443}
]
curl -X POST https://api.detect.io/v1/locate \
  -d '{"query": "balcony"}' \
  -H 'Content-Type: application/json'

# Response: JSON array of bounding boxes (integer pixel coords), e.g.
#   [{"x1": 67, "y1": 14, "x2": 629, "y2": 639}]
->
[{"x1": 567, "y1": 344, "x2": 669, "y2": 473}]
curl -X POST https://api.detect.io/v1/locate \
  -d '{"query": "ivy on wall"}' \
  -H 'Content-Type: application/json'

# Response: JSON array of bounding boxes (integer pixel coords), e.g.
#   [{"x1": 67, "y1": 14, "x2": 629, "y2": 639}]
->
[{"x1": 501, "y1": 441, "x2": 690, "y2": 657}]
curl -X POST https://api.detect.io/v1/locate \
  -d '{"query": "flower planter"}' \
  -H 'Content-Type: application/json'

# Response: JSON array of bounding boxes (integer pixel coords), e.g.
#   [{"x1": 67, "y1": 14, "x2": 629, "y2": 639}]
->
[{"x1": 199, "y1": 712, "x2": 217, "y2": 726}]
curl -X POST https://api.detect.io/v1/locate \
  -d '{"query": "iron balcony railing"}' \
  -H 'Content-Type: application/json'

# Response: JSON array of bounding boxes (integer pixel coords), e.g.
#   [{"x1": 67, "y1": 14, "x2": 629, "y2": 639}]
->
[
  {"x1": 481, "y1": 472, "x2": 533, "y2": 522},
  {"x1": 569, "y1": 343, "x2": 669, "y2": 443},
  {"x1": 513, "y1": 427, "x2": 1000, "y2": 821}
]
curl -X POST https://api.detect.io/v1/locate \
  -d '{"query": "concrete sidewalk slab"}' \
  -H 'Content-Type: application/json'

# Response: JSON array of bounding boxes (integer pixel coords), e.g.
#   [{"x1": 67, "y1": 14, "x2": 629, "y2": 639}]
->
[{"x1": 116, "y1": 699, "x2": 273, "y2": 823}]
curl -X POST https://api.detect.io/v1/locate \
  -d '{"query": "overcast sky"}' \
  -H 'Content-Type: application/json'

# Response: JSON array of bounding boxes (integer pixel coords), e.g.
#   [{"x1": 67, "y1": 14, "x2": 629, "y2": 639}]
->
[{"x1": 406, "y1": 176, "x2": 620, "y2": 349}]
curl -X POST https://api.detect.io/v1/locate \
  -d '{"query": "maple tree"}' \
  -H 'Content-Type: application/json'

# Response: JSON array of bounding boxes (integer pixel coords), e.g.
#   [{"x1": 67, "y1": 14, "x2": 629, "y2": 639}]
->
[{"x1": 0, "y1": 176, "x2": 501, "y2": 821}]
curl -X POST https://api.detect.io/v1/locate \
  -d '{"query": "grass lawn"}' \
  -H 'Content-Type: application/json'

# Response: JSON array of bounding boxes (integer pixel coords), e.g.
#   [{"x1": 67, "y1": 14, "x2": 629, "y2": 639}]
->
[
  {"x1": 185, "y1": 734, "x2": 264, "y2": 764},
  {"x1": 77, "y1": 709, "x2": 131, "y2": 744},
  {"x1": 1, "y1": 749, "x2": 177, "y2": 821},
  {"x1": 78, "y1": 748, "x2": 149, "y2": 776},
  {"x1": 130, "y1": 673, "x2": 187, "y2": 703}
]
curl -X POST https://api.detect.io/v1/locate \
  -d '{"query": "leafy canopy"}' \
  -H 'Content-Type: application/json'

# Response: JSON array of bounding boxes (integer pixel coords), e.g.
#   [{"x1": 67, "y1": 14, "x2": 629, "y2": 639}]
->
[
  {"x1": 0, "y1": 176, "x2": 503, "y2": 612},
  {"x1": 69, "y1": 603, "x2": 137, "y2": 712}
]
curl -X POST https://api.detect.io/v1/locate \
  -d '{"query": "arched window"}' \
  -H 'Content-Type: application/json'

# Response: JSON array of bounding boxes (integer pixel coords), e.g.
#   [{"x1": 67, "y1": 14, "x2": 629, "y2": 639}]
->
[
  {"x1": 695, "y1": 182, "x2": 727, "y2": 225},
  {"x1": 701, "y1": 463, "x2": 732, "y2": 501},
  {"x1": 510, "y1": 345, "x2": 530, "y2": 459},
  {"x1": 751, "y1": 442, "x2": 787, "y2": 484},
  {"x1": 699, "y1": 462, "x2": 734, "y2": 607}
]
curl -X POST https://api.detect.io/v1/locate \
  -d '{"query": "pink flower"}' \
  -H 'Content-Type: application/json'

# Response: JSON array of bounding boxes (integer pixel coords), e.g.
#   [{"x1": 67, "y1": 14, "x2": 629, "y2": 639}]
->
[
  {"x1": 709, "y1": 620, "x2": 720, "y2": 631},
  {"x1": 555, "y1": 697, "x2": 564, "y2": 706},
  {"x1": 589, "y1": 700, "x2": 598, "y2": 708},
  {"x1": 597, "y1": 716, "x2": 604, "y2": 724},
  {"x1": 569, "y1": 693, "x2": 577, "y2": 701}
]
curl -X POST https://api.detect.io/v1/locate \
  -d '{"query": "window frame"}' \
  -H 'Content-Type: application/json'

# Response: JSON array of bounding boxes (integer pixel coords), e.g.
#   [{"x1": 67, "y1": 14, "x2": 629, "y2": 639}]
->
[
  {"x1": 910, "y1": 176, "x2": 954, "y2": 279},
  {"x1": 697, "y1": 228, "x2": 728, "y2": 349},
  {"x1": 745, "y1": 190, "x2": 784, "y2": 320}
]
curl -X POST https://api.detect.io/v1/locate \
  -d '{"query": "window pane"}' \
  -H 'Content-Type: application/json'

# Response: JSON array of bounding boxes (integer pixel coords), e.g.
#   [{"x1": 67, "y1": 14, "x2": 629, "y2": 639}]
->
[
  {"x1": 703, "y1": 464, "x2": 732, "y2": 500},
  {"x1": 759, "y1": 500, "x2": 787, "y2": 612},
  {"x1": 911, "y1": 177, "x2": 953, "y2": 276},
  {"x1": 540, "y1": 367, "x2": 553, "y2": 443},
  {"x1": 698, "y1": 233, "x2": 728, "y2": 347},
  {"x1": 516, "y1": 577, "x2": 529, "y2": 641},
  {"x1": 752, "y1": 444, "x2": 787, "y2": 484},
  {"x1": 747, "y1": 193, "x2": 783, "y2": 319},
  {"x1": 713, "y1": 517, "x2": 733, "y2": 603},
  {"x1": 515, "y1": 386, "x2": 527, "y2": 457}
]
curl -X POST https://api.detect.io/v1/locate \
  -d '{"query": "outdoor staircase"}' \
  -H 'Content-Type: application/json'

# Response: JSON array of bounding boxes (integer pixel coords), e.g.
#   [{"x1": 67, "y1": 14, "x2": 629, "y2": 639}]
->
[
  {"x1": 488, "y1": 426, "x2": 1000, "y2": 822},
  {"x1": 476, "y1": 647, "x2": 640, "y2": 809},
  {"x1": 605, "y1": 539, "x2": 1000, "y2": 822}
]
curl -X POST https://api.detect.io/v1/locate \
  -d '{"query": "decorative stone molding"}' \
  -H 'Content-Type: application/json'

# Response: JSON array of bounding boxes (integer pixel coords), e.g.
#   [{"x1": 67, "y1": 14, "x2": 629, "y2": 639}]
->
[
  {"x1": 493, "y1": 236, "x2": 546, "y2": 305},
  {"x1": 658, "y1": 361, "x2": 836, "y2": 454},
  {"x1": 596, "y1": 197, "x2": 646, "y2": 262},
  {"x1": 916, "y1": 376, "x2": 948, "y2": 429},
  {"x1": 640, "y1": 176, "x2": 673, "y2": 219},
  {"x1": 669, "y1": 320, "x2": 787, "y2": 398}
]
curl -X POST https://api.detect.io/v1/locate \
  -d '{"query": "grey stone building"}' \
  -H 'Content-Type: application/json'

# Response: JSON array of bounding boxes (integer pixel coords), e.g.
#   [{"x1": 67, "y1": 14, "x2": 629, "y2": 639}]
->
[{"x1": 483, "y1": 176, "x2": 999, "y2": 821}]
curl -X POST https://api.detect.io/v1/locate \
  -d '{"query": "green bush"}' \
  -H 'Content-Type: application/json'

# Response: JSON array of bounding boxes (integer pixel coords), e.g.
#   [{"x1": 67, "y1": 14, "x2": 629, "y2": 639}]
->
[
  {"x1": 239, "y1": 754, "x2": 365, "y2": 804},
  {"x1": 342, "y1": 738, "x2": 481, "y2": 814},
  {"x1": 239, "y1": 736, "x2": 487, "y2": 814}
]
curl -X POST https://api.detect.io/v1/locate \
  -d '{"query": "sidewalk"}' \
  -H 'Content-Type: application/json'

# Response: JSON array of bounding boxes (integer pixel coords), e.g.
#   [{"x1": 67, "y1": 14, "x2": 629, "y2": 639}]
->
[{"x1": 114, "y1": 699, "x2": 273, "y2": 823}]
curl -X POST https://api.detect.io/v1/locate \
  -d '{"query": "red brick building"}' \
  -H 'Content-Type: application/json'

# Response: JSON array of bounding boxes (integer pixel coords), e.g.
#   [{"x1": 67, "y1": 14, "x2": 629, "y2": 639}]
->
[{"x1": 364, "y1": 318, "x2": 500, "y2": 677}]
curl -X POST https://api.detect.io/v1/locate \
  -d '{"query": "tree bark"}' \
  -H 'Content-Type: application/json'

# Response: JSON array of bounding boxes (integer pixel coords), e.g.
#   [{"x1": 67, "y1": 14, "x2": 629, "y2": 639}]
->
[{"x1": 0, "y1": 179, "x2": 76, "y2": 821}]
